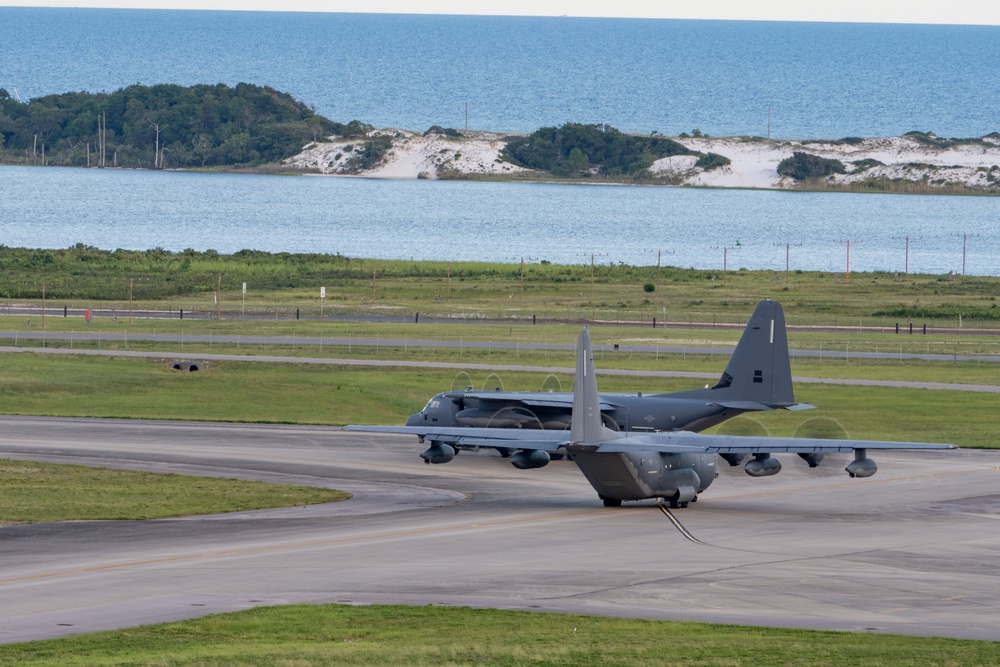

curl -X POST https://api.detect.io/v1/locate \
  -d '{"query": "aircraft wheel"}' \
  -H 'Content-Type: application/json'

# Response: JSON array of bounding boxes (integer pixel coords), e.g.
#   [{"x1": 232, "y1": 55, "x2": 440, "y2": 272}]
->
[
  {"x1": 601, "y1": 496, "x2": 622, "y2": 508},
  {"x1": 497, "y1": 448, "x2": 511, "y2": 458},
  {"x1": 550, "y1": 453, "x2": 564, "y2": 461}
]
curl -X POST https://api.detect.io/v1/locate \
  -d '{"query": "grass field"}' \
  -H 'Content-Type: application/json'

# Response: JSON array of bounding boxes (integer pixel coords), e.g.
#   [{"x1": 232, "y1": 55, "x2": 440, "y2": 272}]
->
[
  {"x1": 4, "y1": 247, "x2": 999, "y2": 327},
  {"x1": 0, "y1": 352, "x2": 992, "y2": 447},
  {"x1": 1, "y1": 604, "x2": 997, "y2": 666},
  {"x1": 0, "y1": 458, "x2": 349, "y2": 523}
]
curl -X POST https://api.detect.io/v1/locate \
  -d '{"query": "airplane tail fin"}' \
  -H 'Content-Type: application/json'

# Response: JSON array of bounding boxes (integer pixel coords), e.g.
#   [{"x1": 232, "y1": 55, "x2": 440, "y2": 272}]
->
[
  {"x1": 674, "y1": 299, "x2": 808, "y2": 410},
  {"x1": 570, "y1": 328, "x2": 624, "y2": 444}
]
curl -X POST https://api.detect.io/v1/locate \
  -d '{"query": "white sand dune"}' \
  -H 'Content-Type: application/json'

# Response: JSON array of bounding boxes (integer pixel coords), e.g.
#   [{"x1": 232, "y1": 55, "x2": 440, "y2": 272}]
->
[{"x1": 287, "y1": 129, "x2": 1000, "y2": 191}]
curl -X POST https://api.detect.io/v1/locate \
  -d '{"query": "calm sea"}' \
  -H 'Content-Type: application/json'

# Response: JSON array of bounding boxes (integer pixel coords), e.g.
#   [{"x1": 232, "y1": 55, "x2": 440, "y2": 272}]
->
[
  {"x1": 2, "y1": 8, "x2": 999, "y2": 137},
  {"x1": 0, "y1": 8, "x2": 997, "y2": 274},
  {"x1": 1, "y1": 166, "x2": 996, "y2": 276}
]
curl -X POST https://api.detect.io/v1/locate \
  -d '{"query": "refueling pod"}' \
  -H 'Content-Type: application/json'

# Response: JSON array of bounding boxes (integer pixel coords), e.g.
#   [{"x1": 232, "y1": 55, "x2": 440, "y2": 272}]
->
[
  {"x1": 845, "y1": 449, "x2": 878, "y2": 478},
  {"x1": 420, "y1": 442, "x2": 456, "y2": 464},
  {"x1": 510, "y1": 449, "x2": 551, "y2": 469},
  {"x1": 744, "y1": 453, "x2": 782, "y2": 477}
]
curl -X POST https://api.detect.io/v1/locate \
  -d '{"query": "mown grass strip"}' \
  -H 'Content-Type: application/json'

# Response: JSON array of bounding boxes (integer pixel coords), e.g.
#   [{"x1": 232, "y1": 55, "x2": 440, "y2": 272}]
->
[
  {"x1": 0, "y1": 604, "x2": 996, "y2": 666},
  {"x1": 0, "y1": 459, "x2": 349, "y2": 523},
  {"x1": 0, "y1": 353, "x2": 991, "y2": 447}
]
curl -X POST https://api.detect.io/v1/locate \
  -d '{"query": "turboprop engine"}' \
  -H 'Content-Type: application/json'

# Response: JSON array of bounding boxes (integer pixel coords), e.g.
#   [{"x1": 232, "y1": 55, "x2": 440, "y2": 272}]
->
[
  {"x1": 744, "y1": 453, "x2": 782, "y2": 477},
  {"x1": 420, "y1": 442, "x2": 456, "y2": 465},
  {"x1": 797, "y1": 452, "x2": 825, "y2": 468},
  {"x1": 510, "y1": 449, "x2": 550, "y2": 469}
]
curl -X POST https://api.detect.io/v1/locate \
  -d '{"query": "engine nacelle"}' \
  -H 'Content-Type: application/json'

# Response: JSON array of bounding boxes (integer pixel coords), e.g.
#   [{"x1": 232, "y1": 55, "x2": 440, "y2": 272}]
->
[
  {"x1": 420, "y1": 442, "x2": 456, "y2": 465},
  {"x1": 510, "y1": 449, "x2": 551, "y2": 469},
  {"x1": 845, "y1": 457, "x2": 877, "y2": 478},
  {"x1": 719, "y1": 453, "x2": 746, "y2": 467},
  {"x1": 744, "y1": 453, "x2": 782, "y2": 477},
  {"x1": 797, "y1": 452, "x2": 825, "y2": 468}
]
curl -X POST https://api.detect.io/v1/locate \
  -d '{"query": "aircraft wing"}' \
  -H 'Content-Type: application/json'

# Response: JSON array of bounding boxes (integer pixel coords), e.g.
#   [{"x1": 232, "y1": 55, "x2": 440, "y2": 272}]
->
[
  {"x1": 343, "y1": 425, "x2": 570, "y2": 451},
  {"x1": 592, "y1": 432, "x2": 958, "y2": 455}
]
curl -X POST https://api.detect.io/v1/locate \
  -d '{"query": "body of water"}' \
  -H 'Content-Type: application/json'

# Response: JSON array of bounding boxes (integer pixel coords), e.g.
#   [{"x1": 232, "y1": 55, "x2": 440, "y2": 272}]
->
[
  {"x1": 1, "y1": 166, "x2": 996, "y2": 276},
  {"x1": 0, "y1": 8, "x2": 997, "y2": 274},
  {"x1": 2, "y1": 8, "x2": 999, "y2": 138}
]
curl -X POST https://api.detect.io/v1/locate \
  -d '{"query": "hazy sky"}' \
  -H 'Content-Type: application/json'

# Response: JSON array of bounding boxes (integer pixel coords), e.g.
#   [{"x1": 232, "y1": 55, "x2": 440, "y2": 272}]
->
[{"x1": 2, "y1": 0, "x2": 999, "y2": 25}]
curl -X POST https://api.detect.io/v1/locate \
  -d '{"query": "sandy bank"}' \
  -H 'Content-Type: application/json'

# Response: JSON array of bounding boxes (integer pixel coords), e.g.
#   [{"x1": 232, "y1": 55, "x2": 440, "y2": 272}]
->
[{"x1": 286, "y1": 129, "x2": 1000, "y2": 192}]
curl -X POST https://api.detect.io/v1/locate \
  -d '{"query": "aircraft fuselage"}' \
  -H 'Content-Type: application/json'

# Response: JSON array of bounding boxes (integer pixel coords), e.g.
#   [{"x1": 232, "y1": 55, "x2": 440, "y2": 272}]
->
[
  {"x1": 569, "y1": 448, "x2": 717, "y2": 505},
  {"x1": 408, "y1": 391, "x2": 747, "y2": 434}
]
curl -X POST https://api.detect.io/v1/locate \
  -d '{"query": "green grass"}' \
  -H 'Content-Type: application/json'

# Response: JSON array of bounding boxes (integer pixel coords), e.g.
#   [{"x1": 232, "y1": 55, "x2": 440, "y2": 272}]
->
[
  {"x1": 5, "y1": 246, "x2": 1000, "y2": 327},
  {"x1": 0, "y1": 459, "x2": 349, "y2": 523},
  {"x1": 0, "y1": 353, "x2": 992, "y2": 447},
  {"x1": 0, "y1": 604, "x2": 997, "y2": 666}
]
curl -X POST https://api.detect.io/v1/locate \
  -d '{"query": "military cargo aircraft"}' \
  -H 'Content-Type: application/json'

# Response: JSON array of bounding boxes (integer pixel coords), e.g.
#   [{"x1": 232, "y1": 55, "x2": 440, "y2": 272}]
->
[
  {"x1": 345, "y1": 327, "x2": 957, "y2": 508},
  {"x1": 406, "y1": 300, "x2": 813, "y2": 443}
]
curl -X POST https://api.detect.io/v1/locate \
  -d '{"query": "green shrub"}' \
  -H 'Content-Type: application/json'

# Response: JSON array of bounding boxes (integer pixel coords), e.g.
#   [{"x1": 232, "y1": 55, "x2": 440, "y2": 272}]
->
[
  {"x1": 777, "y1": 152, "x2": 846, "y2": 180},
  {"x1": 851, "y1": 158, "x2": 884, "y2": 171},
  {"x1": 695, "y1": 152, "x2": 731, "y2": 171}
]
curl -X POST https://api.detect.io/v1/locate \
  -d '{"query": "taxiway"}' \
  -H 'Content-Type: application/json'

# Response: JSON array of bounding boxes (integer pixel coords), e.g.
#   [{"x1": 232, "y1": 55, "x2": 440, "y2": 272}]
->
[{"x1": 1, "y1": 415, "x2": 998, "y2": 643}]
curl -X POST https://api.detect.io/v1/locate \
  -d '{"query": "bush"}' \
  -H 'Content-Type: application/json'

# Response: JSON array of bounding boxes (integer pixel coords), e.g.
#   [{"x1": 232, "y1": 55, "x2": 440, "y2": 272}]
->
[
  {"x1": 643, "y1": 283, "x2": 655, "y2": 293},
  {"x1": 501, "y1": 123, "x2": 693, "y2": 176},
  {"x1": 777, "y1": 152, "x2": 846, "y2": 180},
  {"x1": 694, "y1": 152, "x2": 731, "y2": 171},
  {"x1": 424, "y1": 126, "x2": 463, "y2": 138}
]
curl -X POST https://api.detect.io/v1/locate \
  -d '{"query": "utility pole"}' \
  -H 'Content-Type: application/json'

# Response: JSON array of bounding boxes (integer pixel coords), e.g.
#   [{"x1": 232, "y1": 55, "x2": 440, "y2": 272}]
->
[
  {"x1": 578, "y1": 252, "x2": 608, "y2": 299},
  {"x1": 773, "y1": 242, "x2": 802, "y2": 285},
  {"x1": 216, "y1": 274, "x2": 221, "y2": 320},
  {"x1": 954, "y1": 232, "x2": 980, "y2": 276},
  {"x1": 835, "y1": 239, "x2": 861, "y2": 284},
  {"x1": 644, "y1": 248, "x2": 675, "y2": 292},
  {"x1": 891, "y1": 235, "x2": 918, "y2": 282},
  {"x1": 712, "y1": 243, "x2": 740, "y2": 288},
  {"x1": 129, "y1": 277, "x2": 133, "y2": 323}
]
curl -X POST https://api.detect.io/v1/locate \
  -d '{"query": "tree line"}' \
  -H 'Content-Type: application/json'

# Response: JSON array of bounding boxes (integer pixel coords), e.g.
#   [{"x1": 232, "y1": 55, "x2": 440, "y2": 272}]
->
[{"x1": 0, "y1": 83, "x2": 361, "y2": 169}]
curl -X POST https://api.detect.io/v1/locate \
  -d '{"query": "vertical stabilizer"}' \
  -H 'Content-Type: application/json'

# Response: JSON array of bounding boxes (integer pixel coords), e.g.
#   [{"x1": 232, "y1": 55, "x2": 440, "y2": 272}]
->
[
  {"x1": 671, "y1": 299, "x2": 799, "y2": 407},
  {"x1": 715, "y1": 299, "x2": 793, "y2": 405},
  {"x1": 570, "y1": 328, "x2": 624, "y2": 444}
]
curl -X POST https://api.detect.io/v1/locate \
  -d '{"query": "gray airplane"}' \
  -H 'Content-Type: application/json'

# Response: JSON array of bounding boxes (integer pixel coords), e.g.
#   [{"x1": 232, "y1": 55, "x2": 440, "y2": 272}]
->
[
  {"x1": 345, "y1": 327, "x2": 957, "y2": 508},
  {"x1": 406, "y1": 300, "x2": 813, "y2": 458}
]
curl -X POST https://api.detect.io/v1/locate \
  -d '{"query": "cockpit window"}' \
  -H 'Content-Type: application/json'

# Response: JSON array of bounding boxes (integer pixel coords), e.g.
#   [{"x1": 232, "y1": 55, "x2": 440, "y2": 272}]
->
[{"x1": 424, "y1": 398, "x2": 441, "y2": 412}]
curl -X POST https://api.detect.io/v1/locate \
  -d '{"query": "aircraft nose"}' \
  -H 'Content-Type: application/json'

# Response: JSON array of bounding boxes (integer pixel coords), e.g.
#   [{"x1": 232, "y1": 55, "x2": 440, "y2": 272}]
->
[{"x1": 405, "y1": 412, "x2": 423, "y2": 426}]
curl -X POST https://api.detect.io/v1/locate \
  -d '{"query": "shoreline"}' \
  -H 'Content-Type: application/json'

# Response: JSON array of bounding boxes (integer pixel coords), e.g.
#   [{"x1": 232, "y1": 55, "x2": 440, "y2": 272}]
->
[
  {"x1": 284, "y1": 130, "x2": 1000, "y2": 196},
  {"x1": 6, "y1": 130, "x2": 999, "y2": 198}
]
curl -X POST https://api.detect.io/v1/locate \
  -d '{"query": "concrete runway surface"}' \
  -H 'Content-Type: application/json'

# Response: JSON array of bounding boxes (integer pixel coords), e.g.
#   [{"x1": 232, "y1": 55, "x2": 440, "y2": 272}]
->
[{"x1": 1, "y1": 415, "x2": 999, "y2": 644}]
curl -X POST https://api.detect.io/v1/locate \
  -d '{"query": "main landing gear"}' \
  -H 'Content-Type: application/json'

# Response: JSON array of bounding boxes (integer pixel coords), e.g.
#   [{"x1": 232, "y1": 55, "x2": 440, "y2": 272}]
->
[
  {"x1": 598, "y1": 494, "x2": 698, "y2": 508},
  {"x1": 667, "y1": 493, "x2": 697, "y2": 509}
]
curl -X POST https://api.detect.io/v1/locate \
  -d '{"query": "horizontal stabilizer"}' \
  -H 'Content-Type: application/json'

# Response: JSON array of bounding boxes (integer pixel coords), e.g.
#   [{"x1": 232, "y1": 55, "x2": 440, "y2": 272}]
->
[{"x1": 710, "y1": 401, "x2": 816, "y2": 412}]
